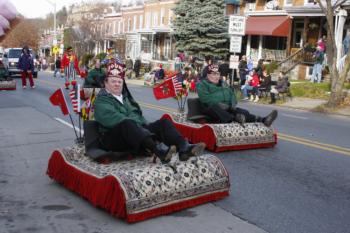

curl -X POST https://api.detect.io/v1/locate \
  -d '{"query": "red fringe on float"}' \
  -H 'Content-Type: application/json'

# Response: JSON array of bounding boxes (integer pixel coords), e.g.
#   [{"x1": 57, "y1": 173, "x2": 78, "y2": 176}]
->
[
  {"x1": 127, "y1": 190, "x2": 229, "y2": 222},
  {"x1": 0, "y1": 87, "x2": 16, "y2": 90},
  {"x1": 162, "y1": 114, "x2": 277, "y2": 152},
  {"x1": 47, "y1": 151, "x2": 127, "y2": 219},
  {"x1": 46, "y1": 150, "x2": 229, "y2": 223}
]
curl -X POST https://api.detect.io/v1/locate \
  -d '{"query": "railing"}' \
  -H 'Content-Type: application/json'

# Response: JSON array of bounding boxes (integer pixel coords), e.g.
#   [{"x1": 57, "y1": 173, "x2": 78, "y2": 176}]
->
[{"x1": 276, "y1": 47, "x2": 304, "y2": 73}]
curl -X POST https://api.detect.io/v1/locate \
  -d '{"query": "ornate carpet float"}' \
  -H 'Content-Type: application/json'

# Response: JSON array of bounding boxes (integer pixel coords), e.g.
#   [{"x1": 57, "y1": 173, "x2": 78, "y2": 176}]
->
[
  {"x1": 162, "y1": 112, "x2": 277, "y2": 152},
  {"x1": 0, "y1": 79, "x2": 16, "y2": 90},
  {"x1": 47, "y1": 144, "x2": 230, "y2": 223}
]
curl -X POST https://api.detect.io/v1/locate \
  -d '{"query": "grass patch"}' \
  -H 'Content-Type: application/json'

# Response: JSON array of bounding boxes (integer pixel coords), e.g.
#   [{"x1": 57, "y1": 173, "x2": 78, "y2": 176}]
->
[
  {"x1": 344, "y1": 82, "x2": 350, "y2": 90},
  {"x1": 290, "y1": 82, "x2": 330, "y2": 100}
]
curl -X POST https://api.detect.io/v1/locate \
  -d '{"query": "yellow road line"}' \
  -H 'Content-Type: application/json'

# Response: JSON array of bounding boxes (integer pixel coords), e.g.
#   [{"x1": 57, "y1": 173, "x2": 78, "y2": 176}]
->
[
  {"x1": 278, "y1": 135, "x2": 350, "y2": 156},
  {"x1": 279, "y1": 133, "x2": 350, "y2": 153},
  {"x1": 38, "y1": 78, "x2": 350, "y2": 156}
]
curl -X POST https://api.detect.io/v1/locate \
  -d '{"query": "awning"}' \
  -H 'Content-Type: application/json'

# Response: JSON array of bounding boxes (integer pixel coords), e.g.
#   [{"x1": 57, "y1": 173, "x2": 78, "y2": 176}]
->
[{"x1": 245, "y1": 16, "x2": 291, "y2": 37}]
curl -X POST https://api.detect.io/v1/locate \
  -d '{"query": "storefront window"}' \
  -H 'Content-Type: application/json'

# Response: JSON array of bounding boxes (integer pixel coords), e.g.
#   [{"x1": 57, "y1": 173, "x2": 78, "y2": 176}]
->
[
  {"x1": 141, "y1": 35, "x2": 152, "y2": 53},
  {"x1": 263, "y1": 36, "x2": 286, "y2": 50}
]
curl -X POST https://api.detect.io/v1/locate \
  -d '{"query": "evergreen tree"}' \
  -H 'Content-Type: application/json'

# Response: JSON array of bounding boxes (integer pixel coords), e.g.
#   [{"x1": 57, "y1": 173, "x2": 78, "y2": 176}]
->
[{"x1": 172, "y1": 0, "x2": 229, "y2": 58}]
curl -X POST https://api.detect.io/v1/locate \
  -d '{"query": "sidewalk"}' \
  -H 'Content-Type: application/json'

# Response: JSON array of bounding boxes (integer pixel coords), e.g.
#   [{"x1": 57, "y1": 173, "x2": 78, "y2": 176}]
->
[{"x1": 125, "y1": 78, "x2": 350, "y2": 117}]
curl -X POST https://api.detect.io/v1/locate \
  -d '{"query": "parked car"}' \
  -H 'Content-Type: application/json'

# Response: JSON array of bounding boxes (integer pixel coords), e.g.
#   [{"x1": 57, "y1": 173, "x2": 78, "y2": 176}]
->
[{"x1": 2, "y1": 48, "x2": 38, "y2": 78}]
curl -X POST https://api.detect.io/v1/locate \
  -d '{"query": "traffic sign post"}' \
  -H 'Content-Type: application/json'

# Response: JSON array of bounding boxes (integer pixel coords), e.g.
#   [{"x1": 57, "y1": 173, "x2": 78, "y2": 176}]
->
[
  {"x1": 228, "y1": 15, "x2": 246, "y2": 36},
  {"x1": 230, "y1": 36, "x2": 242, "y2": 53},
  {"x1": 228, "y1": 15, "x2": 246, "y2": 87}
]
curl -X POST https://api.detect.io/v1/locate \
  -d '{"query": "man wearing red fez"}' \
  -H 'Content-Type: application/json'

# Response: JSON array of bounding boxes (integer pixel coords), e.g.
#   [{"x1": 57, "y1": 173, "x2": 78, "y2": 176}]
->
[{"x1": 93, "y1": 64, "x2": 205, "y2": 164}]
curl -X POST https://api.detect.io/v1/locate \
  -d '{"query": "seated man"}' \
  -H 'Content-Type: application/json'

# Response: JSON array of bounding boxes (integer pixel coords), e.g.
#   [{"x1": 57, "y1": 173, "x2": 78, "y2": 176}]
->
[
  {"x1": 196, "y1": 63, "x2": 278, "y2": 126},
  {"x1": 84, "y1": 59, "x2": 106, "y2": 88},
  {"x1": 94, "y1": 65, "x2": 205, "y2": 164},
  {"x1": 269, "y1": 71, "x2": 290, "y2": 104},
  {"x1": 0, "y1": 61, "x2": 9, "y2": 81}
]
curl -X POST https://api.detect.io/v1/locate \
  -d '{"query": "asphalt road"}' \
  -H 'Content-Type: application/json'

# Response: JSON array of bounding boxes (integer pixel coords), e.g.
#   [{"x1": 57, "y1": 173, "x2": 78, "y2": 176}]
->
[{"x1": 1, "y1": 71, "x2": 350, "y2": 233}]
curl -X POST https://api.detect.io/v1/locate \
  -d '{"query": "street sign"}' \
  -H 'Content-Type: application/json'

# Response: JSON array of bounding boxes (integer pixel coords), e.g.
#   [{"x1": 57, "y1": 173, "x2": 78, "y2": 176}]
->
[
  {"x1": 52, "y1": 45, "x2": 59, "y2": 55},
  {"x1": 229, "y1": 55, "x2": 239, "y2": 69},
  {"x1": 228, "y1": 15, "x2": 246, "y2": 35},
  {"x1": 230, "y1": 35, "x2": 242, "y2": 53}
]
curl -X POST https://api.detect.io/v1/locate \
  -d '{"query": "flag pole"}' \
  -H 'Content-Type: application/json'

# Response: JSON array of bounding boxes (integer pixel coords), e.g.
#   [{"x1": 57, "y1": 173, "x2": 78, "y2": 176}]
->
[{"x1": 68, "y1": 113, "x2": 79, "y2": 141}]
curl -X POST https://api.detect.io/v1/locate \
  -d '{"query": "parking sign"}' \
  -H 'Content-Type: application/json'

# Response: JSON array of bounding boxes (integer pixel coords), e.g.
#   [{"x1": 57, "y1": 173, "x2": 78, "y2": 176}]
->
[
  {"x1": 228, "y1": 15, "x2": 246, "y2": 36},
  {"x1": 230, "y1": 36, "x2": 242, "y2": 53}
]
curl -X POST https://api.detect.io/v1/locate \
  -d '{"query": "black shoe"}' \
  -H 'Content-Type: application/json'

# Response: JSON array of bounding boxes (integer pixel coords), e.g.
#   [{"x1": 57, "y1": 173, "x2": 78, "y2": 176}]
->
[
  {"x1": 234, "y1": 114, "x2": 246, "y2": 125},
  {"x1": 179, "y1": 142, "x2": 206, "y2": 161},
  {"x1": 263, "y1": 110, "x2": 278, "y2": 127},
  {"x1": 154, "y1": 143, "x2": 176, "y2": 164}
]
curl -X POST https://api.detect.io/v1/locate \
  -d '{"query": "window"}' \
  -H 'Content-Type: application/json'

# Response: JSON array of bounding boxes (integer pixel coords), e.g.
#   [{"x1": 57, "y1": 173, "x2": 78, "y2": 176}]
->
[
  {"x1": 152, "y1": 11, "x2": 158, "y2": 27},
  {"x1": 168, "y1": 9, "x2": 173, "y2": 25},
  {"x1": 141, "y1": 34, "x2": 152, "y2": 53},
  {"x1": 263, "y1": 36, "x2": 287, "y2": 50},
  {"x1": 284, "y1": 0, "x2": 293, "y2": 6},
  {"x1": 118, "y1": 21, "x2": 121, "y2": 34},
  {"x1": 128, "y1": 18, "x2": 131, "y2": 31},
  {"x1": 304, "y1": 0, "x2": 314, "y2": 4},
  {"x1": 164, "y1": 37, "x2": 171, "y2": 59},
  {"x1": 139, "y1": 15, "x2": 143, "y2": 29},
  {"x1": 160, "y1": 8, "x2": 165, "y2": 25},
  {"x1": 133, "y1": 15, "x2": 137, "y2": 30},
  {"x1": 146, "y1": 12, "x2": 151, "y2": 28},
  {"x1": 114, "y1": 22, "x2": 117, "y2": 34},
  {"x1": 245, "y1": 0, "x2": 256, "y2": 11}
]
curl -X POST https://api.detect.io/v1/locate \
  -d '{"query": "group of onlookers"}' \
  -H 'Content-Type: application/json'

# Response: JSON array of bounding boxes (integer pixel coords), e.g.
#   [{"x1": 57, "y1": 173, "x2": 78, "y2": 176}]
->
[{"x1": 238, "y1": 56, "x2": 290, "y2": 104}]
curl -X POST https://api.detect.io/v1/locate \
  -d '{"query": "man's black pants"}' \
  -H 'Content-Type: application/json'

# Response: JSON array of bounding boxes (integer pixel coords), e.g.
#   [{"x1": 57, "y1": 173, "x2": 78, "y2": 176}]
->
[
  {"x1": 203, "y1": 104, "x2": 258, "y2": 123},
  {"x1": 100, "y1": 118, "x2": 185, "y2": 152}
]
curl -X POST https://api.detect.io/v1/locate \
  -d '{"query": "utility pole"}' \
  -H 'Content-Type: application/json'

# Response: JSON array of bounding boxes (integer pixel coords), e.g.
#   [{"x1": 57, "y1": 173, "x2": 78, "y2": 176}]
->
[{"x1": 45, "y1": 0, "x2": 57, "y2": 63}]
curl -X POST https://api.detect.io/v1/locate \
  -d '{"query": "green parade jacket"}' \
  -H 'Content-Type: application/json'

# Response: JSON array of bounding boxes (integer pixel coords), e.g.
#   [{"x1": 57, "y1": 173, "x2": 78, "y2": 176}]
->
[
  {"x1": 94, "y1": 89, "x2": 147, "y2": 133},
  {"x1": 197, "y1": 79, "x2": 237, "y2": 108}
]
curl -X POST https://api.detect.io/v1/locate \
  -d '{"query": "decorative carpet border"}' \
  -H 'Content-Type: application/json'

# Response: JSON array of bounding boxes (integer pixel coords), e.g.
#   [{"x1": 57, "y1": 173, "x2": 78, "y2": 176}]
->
[
  {"x1": 47, "y1": 150, "x2": 230, "y2": 222},
  {"x1": 162, "y1": 113, "x2": 277, "y2": 152}
]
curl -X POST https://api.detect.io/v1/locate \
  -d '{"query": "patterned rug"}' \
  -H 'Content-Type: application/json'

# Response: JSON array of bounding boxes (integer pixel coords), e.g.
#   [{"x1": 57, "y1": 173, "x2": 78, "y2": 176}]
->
[
  {"x1": 47, "y1": 144, "x2": 230, "y2": 222},
  {"x1": 162, "y1": 113, "x2": 277, "y2": 152},
  {"x1": 0, "y1": 80, "x2": 16, "y2": 90}
]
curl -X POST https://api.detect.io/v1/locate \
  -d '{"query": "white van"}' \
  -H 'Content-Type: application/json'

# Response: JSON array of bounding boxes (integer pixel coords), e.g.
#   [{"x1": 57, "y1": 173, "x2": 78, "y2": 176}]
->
[{"x1": 3, "y1": 48, "x2": 38, "y2": 78}]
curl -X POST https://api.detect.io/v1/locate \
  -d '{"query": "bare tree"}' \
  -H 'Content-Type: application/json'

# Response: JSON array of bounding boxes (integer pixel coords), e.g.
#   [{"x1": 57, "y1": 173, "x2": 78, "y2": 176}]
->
[
  {"x1": 316, "y1": 0, "x2": 350, "y2": 107},
  {"x1": 1, "y1": 18, "x2": 40, "y2": 49}
]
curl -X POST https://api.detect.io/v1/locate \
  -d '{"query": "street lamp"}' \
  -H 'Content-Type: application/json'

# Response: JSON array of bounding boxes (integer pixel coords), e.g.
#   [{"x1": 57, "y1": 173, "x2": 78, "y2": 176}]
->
[{"x1": 45, "y1": 0, "x2": 57, "y2": 62}]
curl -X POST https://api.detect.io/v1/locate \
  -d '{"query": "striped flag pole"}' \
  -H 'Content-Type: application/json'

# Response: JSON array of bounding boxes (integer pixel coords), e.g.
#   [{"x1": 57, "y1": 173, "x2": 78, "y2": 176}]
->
[{"x1": 77, "y1": 84, "x2": 82, "y2": 140}]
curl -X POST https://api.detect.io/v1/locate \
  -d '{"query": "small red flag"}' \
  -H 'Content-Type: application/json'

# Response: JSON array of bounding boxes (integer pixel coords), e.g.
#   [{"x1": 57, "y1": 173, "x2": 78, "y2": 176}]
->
[
  {"x1": 49, "y1": 88, "x2": 70, "y2": 115},
  {"x1": 153, "y1": 78, "x2": 177, "y2": 100}
]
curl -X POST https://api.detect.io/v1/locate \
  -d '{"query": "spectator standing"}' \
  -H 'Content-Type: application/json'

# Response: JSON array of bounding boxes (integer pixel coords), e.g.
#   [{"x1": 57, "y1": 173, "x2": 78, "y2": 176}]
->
[
  {"x1": 343, "y1": 31, "x2": 350, "y2": 55},
  {"x1": 238, "y1": 55, "x2": 248, "y2": 86},
  {"x1": 218, "y1": 60, "x2": 231, "y2": 84},
  {"x1": 134, "y1": 57, "x2": 141, "y2": 78},
  {"x1": 18, "y1": 46, "x2": 35, "y2": 89},
  {"x1": 53, "y1": 56, "x2": 61, "y2": 78},
  {"x1": 125, "y1": 56, "x2": 134, "y2": 79},
  {"x1": 311, "y1": 46, "x2": 324, "y2": 83}
]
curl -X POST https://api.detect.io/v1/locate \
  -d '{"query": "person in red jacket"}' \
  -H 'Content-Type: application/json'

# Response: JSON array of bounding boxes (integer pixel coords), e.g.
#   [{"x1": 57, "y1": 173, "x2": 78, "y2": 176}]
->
[
  {"x1": 241, "y1": 69, "x2": 260, "y2": 102},
  {"x1": 61, "y1": 46, "x2": 80, "y2": 89}
]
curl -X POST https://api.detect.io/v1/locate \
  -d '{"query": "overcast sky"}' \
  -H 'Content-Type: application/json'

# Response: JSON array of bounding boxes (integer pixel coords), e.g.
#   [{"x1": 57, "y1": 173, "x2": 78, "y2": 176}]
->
[{"x1": 9, "y1": 0, "x2": 131, "y2": 19}]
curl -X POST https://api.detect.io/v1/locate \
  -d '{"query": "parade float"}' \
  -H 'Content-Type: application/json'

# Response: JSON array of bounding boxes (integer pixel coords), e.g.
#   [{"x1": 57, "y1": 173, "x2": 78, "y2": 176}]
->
[
  {"x1": 153, "y1": 74, "x2": 277, "y2": 152},
  {"x1": 46, "y1": 63, "x2": 230, "y2": 223}
]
